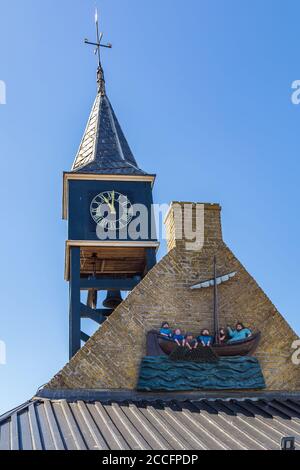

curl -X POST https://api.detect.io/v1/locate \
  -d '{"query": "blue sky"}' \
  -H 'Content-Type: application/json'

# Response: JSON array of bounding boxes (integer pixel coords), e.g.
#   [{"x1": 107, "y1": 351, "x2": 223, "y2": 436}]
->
[{"x1": 0, "y1": 0, "x2": 300, "y2": 413}]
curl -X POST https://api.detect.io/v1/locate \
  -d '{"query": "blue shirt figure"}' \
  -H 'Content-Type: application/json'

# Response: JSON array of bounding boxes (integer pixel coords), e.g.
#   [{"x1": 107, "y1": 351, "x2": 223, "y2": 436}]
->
[
  {"x1": 173, "y1": 329, "x2": 184, "y2": 345},
  {"x1": 160, "y1": 323, "x2": 173, "y2": 338},
  {"x1": 227, "y1": 324, "x2": 252, "y2": 343},
  {"x1": 160, "y1": 328, "x2": 172, "y2": 337},
  {"x1": 173, "y1": 334, "x2": 184, "y2": 342},
  {"x1": 197, "y1": 330, "x2": 213, "y2": 347},
  {"x1": 198, "y1": 335, "x2": 213, "y2": 346}
]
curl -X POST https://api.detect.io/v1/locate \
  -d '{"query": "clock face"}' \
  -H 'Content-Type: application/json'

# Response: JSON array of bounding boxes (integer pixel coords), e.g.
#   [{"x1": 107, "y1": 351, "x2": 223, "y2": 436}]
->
[{"x1": 90, "y1": 191, "x2": 134, "y2": 231}]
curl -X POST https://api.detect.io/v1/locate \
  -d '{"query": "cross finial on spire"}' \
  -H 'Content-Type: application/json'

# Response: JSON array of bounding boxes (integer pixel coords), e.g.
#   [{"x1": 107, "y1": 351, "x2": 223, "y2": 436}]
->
[{"x1": 84, "y1": 8, "x2": 112, "y2": 95}]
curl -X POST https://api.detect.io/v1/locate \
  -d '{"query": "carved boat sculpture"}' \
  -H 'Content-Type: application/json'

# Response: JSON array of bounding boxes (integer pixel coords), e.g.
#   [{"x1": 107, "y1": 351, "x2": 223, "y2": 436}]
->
[
  {"x1": 147, "y1": 257, "x2": 261, "y2": 360},
  {"x1": 155, "y1": 331, "x2": 261, "y2": 358}
]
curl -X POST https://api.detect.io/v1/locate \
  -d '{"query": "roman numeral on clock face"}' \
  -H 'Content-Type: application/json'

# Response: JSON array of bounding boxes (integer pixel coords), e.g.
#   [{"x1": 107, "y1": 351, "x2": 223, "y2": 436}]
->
[
  {"x1": 94, "y1": 216, "x2": 103, "y2": 224},
  {"x1": 108, "y1": 221, "x2": 117, "y2": 230},
  {"x1": 99, "y1": 218, "x2": 109, "y2": 229},
  {"x1": 90, "y1": 191, "x2": 133, "y2": 230}
]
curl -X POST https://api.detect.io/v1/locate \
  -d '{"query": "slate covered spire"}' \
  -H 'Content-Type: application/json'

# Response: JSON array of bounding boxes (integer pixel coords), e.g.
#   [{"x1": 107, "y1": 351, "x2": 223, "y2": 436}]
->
[
  {"x1": 71, "y1": 62, "x2": 147, "y2": 175},
  {"x1": 72, "y1": 9, "x2": 147, "y2": 175}
]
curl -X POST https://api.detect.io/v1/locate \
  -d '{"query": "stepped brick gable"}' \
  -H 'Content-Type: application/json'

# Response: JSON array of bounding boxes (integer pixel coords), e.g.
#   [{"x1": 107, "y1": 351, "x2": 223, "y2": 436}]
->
[{"x1": 47, "y1": 202, "x2": 300, "y2": 391}]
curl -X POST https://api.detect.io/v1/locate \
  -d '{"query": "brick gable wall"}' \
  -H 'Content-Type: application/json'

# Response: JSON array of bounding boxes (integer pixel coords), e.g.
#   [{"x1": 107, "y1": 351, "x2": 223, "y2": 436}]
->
[{"x1": 46, "y1": 203, "x2": 300, "y2": 391}]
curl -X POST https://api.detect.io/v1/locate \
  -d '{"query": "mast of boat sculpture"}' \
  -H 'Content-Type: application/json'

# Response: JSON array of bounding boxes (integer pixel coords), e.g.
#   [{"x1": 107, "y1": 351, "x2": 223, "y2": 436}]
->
[{"x1": 213, "y1": 256, "x2": 220, "y2": 344}]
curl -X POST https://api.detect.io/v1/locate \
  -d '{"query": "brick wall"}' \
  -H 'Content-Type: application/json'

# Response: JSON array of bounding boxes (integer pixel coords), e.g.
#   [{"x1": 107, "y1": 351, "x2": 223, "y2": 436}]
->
[{"x1": 47, "y1": 203, "x2": 300, "y2": 391}]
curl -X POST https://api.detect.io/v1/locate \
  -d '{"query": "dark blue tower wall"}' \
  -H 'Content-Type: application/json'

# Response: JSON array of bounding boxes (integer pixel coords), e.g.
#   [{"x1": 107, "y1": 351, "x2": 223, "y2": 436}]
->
[{"x1": 68, "y1": 179, "x2": 157, "y2": 242}]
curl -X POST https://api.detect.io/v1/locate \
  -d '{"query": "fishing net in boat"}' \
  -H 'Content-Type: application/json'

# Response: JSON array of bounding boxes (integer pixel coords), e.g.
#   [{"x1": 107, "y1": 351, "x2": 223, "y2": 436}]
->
[{"x1": 169, "y1": 345, "x2": 218, "y2": 363}]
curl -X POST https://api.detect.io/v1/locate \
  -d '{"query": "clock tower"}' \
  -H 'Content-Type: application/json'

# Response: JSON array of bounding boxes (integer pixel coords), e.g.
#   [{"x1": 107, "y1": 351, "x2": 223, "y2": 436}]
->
[{"x1": 63, "y1": 16, "x2": 158, "y2": 358}]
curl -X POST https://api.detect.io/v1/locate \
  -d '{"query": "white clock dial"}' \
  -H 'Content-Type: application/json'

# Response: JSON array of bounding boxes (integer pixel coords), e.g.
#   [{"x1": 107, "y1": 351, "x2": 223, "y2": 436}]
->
[{"x1": 90, "y1": 191, "x2": 133, "y2": 230}]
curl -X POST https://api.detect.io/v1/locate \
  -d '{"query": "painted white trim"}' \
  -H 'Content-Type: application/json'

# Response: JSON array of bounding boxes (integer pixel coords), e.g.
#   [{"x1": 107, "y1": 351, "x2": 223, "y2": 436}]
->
[{"x1": 66, "y1": 240, "x2": 159, "y2": 248}]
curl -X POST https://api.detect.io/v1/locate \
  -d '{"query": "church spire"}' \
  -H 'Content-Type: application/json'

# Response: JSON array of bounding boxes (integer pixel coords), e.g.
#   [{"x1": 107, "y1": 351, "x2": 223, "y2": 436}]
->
[{"x1": 72, "y1": 10, "x2": 148, "y2": 176}]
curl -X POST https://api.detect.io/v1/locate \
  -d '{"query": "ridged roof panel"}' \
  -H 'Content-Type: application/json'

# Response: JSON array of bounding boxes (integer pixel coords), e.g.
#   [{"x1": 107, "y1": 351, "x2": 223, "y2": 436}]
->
[{"x1": 1, "y1": 396, "x2": 300, "y2": 450}]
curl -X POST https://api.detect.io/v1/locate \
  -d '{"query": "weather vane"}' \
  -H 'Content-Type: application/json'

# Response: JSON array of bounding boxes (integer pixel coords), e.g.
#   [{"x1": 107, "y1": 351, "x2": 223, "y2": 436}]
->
[{"x1": 84, "y1": 9, "x2": 112, "y2": 69}]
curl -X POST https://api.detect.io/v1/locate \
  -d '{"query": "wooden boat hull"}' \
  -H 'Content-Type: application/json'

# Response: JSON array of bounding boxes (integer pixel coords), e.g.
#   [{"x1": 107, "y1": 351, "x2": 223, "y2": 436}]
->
[{"x1": 154, "y1": 331, "x2": 261, "y2": 358}]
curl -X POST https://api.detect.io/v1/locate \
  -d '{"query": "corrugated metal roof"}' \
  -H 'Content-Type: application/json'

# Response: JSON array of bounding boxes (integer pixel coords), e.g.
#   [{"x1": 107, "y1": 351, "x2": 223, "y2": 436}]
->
[{"x1": 1, "y1": 396, "x2": 300, "y2": 450}]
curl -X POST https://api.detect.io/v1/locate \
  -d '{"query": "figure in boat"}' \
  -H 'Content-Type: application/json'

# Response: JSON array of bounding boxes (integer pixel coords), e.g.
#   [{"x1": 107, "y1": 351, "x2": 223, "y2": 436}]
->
[
  {"x1": 183, "y1": 333, "x2": 198, "y2": 350},
  {"x1": 217, "y1": 328, "x2": 228, "y2": 344},
  {"x1": 227, "y1": 322, "x2": 252, "y2": 343},
  {"x1": 197, "y1": 329, "x2": 214, "y2": 348},
  {"x1": 173, "y1": 328, "x2": 185, "y2": 346},
  {"x1": 159, "y1": 322, "x2": 173, "y2": 338}
]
